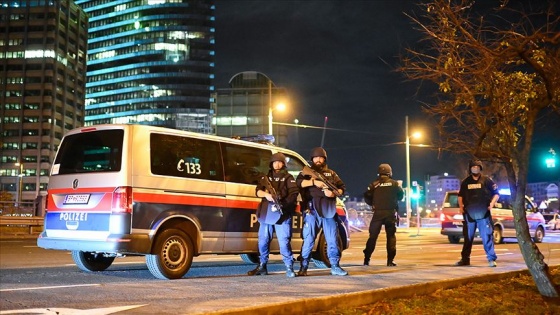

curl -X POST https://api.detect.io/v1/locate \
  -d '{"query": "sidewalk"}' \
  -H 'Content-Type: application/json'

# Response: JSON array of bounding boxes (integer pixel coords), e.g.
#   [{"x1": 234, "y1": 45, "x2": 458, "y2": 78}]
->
[{"x1": 206, "y1": 262, "x2": 556, "y2": 315}]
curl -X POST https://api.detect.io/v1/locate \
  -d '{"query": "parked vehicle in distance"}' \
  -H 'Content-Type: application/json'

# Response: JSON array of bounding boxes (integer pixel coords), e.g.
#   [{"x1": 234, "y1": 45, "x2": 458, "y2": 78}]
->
[
  {"x1": 440, "y1": 190, "x2": 546, "y2": 244},
  {"x1": 545, "y1": 213, "x2": 560, "y2": 230}
]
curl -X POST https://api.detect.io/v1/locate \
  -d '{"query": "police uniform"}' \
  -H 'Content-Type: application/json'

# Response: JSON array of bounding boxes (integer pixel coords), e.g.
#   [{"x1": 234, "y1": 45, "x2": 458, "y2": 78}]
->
[
  {"x1": 458, "y1": 160, "x2": 499, "y2": 266},
  {"x1": 296, "y1": 147, "x2": 348, "y2": 276},
  {"x1": 362, "y1": 164, "x2": 404, "y2": 266},
  {"x1": 248, "y1": 153, "x2": 299, "y2": 277}
]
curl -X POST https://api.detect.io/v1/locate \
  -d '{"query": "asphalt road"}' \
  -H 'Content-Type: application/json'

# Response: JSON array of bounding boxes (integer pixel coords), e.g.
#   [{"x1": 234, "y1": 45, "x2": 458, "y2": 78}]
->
[{"x1": 1, "y1": 228, "x2": 560, "y2": 314}]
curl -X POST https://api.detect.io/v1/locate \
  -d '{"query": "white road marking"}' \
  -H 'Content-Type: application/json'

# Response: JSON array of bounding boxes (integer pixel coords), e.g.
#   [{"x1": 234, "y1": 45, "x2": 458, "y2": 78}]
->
[
  {"x1": 0, "y1": 305, "x2": 147, "y2": 314},
  {"x1": 0, "y1": 284, "x2": 100, "y2": 292}
]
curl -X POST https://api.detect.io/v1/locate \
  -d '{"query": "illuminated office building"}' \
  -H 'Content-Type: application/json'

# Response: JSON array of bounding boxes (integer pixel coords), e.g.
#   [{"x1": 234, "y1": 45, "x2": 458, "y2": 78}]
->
[
  {"x1": 0, "y1": 0, "x2": 88, "y2": 204},
  {"x1": 76, "y1": 0, "x2": 216, "y2": 133},
  {"x1": 214, "y1": 71, "x2": 289, "y2": 147}
]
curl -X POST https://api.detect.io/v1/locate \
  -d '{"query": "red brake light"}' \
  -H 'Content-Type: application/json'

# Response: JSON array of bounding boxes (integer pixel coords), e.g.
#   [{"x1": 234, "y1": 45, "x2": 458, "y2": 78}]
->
[
  {"x1": 112, "y1": 186, "x2": 132, "y2": 213},
  {"x1": 45, "y1": 193, "x2": 50, "y2": 212}
]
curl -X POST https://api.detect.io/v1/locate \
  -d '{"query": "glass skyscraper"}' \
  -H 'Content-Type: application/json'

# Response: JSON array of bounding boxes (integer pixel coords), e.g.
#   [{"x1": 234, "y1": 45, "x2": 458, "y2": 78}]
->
[{"x1": 76, "y1": 0, "x2": 216, "y2": 133}]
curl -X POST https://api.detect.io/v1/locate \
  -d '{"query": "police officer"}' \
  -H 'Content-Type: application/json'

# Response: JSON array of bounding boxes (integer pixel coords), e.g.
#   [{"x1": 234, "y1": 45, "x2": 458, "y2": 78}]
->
[
  {"x1": 362, "y1": 163, "x2": 404, "y2": 266},
  {"x1": 296, "y1": 147, "x2": 348, "y2": 276},
  {"x1": 456, "y1": 159, "x2": 500, "y2": 267},
  {"x1": 248, "y1": 152, "x2": 299, "y2": 277}
]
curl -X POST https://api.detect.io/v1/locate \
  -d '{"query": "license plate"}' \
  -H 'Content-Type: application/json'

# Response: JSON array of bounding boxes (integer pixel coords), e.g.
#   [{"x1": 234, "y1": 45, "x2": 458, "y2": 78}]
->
[
  {"x1": 64, "y1": 194, "x2": 91, "y2": 205},
  {"x1": 453, "y1": 221, "x2": 463, "y2": 226}
]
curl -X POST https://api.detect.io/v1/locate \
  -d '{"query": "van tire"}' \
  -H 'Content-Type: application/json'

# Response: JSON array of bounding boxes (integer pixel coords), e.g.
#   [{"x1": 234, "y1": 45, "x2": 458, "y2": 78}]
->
[
  {"x1": 240, "y1": 254, "x2": 260, "y2": 264},
  {"x1": 493, "y1": 226, "x2": 504, "y2": 244},
  {"x1": 448, "y1": 235, "x2": 461, "y2": 244},
  {"x1": 533, "y1": 226, "x2": 545, "y2": 243},
  {"x1": 72, "y1": 250, "x2": 115, "y2": 272},
  {"x1": 146, "y1": 228, "x2": 194, "y2": 280}
]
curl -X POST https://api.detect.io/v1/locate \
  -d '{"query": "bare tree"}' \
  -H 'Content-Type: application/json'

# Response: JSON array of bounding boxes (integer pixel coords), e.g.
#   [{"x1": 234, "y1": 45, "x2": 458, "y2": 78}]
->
[{"x1": 399, "y1": 0, "x2": 559, "y2": 297}]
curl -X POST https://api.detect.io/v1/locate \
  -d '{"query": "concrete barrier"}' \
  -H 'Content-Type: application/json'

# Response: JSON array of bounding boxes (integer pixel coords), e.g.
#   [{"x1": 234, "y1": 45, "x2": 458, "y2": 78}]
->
[{"x1": 0, "y1": 216, "x2": 44, "y2": 236}]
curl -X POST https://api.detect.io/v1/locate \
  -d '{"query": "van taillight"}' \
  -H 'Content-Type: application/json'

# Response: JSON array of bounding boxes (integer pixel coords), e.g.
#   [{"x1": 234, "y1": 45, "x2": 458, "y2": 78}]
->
[
  {"x1": 45, "y1": 193, "x2": 50, "y2": 211},
  {"x1": 439, "y1": 213, "x2": 445, "y2": 222},
  {"x1": 112, "y1": 186, "x2": 132, "y2": 213}
]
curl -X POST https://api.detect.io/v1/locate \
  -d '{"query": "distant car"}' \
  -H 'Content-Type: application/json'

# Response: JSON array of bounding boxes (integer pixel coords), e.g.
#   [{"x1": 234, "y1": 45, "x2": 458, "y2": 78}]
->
[
  {"x1": 545, "y1": 213, "x2": 560, "y2": 230},
  {"x1": 440, "y1": 191, "x2": 546, "y2": 244}
]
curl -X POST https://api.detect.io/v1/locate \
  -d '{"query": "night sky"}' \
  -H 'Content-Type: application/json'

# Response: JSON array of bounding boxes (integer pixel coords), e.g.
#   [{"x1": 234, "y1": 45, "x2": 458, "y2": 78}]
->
[{"x1": 213, "y1": 1, "x2": 560, "y2": 197}]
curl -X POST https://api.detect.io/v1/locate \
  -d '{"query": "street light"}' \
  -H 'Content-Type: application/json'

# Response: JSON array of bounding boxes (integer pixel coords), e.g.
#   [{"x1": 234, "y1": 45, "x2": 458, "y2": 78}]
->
[
  {"x1": 405, "y1": 116, "x2": 422, "y2": 230},
  {"x1": 405, "y1": 116, "x2": 411, "y2": 228},
  {"x1": 267, "y1": 79, "x2": 286, "y2": 138},
  {"x1": 15, "y1": 162, "x2": 23, "y2": 206},
  {"x1": 268, "y1": 79, "x2": 273, "y2": 135}
]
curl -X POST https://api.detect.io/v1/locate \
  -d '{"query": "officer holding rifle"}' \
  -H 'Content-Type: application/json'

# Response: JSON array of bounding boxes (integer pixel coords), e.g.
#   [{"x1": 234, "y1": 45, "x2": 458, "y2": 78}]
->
[
  {"x1": 248, "y1": 152, "x2": 299, "y2": 277},
  {"x1": 296, "y1": 147, "x2": 348, "y2": 276}
]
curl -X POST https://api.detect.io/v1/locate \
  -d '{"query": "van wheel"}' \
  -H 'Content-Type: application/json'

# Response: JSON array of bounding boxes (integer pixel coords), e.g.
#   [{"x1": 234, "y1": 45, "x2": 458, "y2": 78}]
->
[
  {"x1": 146, "y1": 228, "x2": 194, "y2": 280},
  {"x1": 72, "y1": 250, "x2": 115, "y2": 272},
  {"x1": 240, "y1": 254, "x2": 260, "y2": 264},
  {"x1": 493, "y1": 226, "x2": 504, "y2": 244},
  {"x1": 311, "y1": 233, "x2": 343, "y2": 269},
  {"x1": 533, "y1": 226, "x2": 545, "y2": 243},
  {"x1": 448, "y1": 235, "x2": 461, "y2": 244}
]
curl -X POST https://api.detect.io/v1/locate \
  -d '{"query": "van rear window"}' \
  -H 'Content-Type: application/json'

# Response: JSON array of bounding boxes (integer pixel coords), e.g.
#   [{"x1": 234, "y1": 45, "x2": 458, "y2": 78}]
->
[
  {"x1": 447, "y1": 193, "x2": 459, "y2": 207},
  {"x1": 53, "y1": 130, "x2": 123, "y2": 174}
]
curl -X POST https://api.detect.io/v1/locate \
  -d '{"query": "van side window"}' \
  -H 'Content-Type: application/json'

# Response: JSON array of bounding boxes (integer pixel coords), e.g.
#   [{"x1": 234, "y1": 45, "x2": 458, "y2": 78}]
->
[
  {"x1": 284, "y1": 153, "x2": 306, "y2": 178},
  {"x1": 497, "y1": 196, "x2": 512, "y2": 210},
  {"x1": 150, "y1": 133, "x2": 223, "y2": 180},
  {"x1": 53, "y1": 129, "x2": 123, "y2": 174},
  {"x1": 222, "y1": 144, "x2": 270, "y2": 184}
]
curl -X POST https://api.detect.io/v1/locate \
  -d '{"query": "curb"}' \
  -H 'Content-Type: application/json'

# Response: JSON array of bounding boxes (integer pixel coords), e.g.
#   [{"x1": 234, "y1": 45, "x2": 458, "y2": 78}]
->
[
  {"x1": 0, "y1": 233, "x2": 39, "y2": 240},
  {"x1": 206, "y1": 268, "x2": 537, "y2": 315}
]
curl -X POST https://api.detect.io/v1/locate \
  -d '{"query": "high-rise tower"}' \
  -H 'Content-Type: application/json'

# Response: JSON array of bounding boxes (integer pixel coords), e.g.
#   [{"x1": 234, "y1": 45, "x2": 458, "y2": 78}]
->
[
  {"x1": 76, "y1": 0, "x2": 216, "y2": 133},
  {"x1": 0, "y1": 0, "x2": 88, "y2": 205}
]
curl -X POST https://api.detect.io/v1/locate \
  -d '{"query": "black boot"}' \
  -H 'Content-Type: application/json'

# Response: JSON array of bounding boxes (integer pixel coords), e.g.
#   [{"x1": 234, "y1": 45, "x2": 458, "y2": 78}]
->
[
  {"x1": 247, "y1": 263, "x2": 268, "y2": 276},
  {"x1": 363, "y1": 258, "x2": 370, "y2": 266},
  {"x1": 286, "y1": 265, "x2": 296, "y2": 278},
  {"x1": 297, "y1": 264, "x2": 308, "y2": 276},
  {"x1": 331, "y1": 264, "x2": 348, "y2": 276},
  {"x1": 387, "y1": 261, "x2": 397, "y2": 267}
]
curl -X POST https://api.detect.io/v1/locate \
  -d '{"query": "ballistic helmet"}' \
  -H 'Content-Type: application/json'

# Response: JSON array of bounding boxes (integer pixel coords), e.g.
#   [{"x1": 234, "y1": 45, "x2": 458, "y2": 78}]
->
[
  {"x1": 378, "y1": 163, "x2": 392, "y2": 176},
  {"x1": 310, "y1": 147, "x2": 327, "y2": 161},
  {"x1": 270, "y1": 152, "x2": 286, "y2": 164},
  {"x1": 468, "y1": 159, "x2": 483, "y2": 171}
]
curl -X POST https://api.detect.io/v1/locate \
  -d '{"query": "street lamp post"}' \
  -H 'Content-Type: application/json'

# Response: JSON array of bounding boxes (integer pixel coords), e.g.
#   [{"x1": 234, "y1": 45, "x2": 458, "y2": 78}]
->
[
  {"x1": 405, "y1": 116, "x2": 412, "y2": 228},
  {"x1": 268, "y1": 80, "x2": 273, "y2": 136},
  {"x1": 15, "y1": 162, "x2": 23, "y2": 206}
]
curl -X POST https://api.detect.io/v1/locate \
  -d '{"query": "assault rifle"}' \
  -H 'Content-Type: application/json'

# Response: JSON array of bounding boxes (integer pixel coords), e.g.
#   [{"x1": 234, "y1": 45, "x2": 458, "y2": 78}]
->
[
  {"x1": 301, "y1": 165, "x2": 342, "y2": 197},
  {"x1": 261, "y1": 175, "x2": 284, "y2": 215}
]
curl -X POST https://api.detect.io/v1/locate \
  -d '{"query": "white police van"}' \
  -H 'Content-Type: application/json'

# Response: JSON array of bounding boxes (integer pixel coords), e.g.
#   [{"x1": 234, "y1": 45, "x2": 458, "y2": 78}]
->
[{"x1": 37, "y1": 124, "x2": 349, "y2": 279}]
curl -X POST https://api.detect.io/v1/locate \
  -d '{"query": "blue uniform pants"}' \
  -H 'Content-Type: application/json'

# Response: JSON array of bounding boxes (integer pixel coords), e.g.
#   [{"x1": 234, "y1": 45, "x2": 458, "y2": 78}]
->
[
  {"x1": 258, "y1": 217, "x2": 294, "y2": 267},
  {"x1": 463, "y1": 216, "x2": 497, "y2": 262},
  {"x1": 300, "y1": 209, "x2": 340, "y2": 267}
]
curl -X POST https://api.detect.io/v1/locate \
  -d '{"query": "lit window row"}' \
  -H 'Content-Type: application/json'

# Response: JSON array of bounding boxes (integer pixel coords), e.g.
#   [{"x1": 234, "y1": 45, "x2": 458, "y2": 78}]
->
[
  {"x1": 1, "y1": 156, "x2": 50, "y2": 164},
  {"x1": 88, "y1": 31, "x2": 207, "y2": 51},
  {"x1": 214, "y1": 116, "x2": 265, "y2": 126},
  {"x1": 2, "y1": 142, "x2": 54, "y2": 150},
  {"x1": 0, "y1": 183, "x2": 48, "y2": 192}
]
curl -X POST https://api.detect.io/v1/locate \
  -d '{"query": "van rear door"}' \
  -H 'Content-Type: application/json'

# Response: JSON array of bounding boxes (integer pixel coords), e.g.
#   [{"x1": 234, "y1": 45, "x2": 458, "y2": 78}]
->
[{"x1": 43, "y1": 127, "x2": 131, "y2": 244}]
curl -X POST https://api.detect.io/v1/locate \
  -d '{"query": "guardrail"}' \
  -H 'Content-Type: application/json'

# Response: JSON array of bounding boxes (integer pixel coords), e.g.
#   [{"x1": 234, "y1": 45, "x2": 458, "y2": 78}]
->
[{"x1": 0, "y1": 216, "x2": 44, "y2": 235}]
